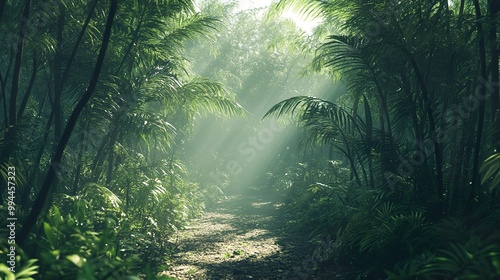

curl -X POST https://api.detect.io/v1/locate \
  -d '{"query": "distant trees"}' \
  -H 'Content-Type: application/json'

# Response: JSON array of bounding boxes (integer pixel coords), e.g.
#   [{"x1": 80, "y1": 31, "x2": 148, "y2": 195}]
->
[{"x1": 184, "y1": 0, "x2": 335, "y2": 191}]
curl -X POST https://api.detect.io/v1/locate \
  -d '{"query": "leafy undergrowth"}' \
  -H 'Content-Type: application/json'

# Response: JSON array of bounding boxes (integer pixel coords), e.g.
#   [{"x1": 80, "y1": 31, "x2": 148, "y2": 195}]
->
[
  {"x1": 268, "y1": 159, "x2": 500, "y2": 280},
  {"x1": 0, "y1": 171, "x2": 204, "y2": 279}
]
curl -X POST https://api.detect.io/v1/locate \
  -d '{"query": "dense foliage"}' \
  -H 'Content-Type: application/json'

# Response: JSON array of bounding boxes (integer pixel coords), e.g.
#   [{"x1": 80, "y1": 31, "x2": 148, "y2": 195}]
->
[
  {"x1": 265, "y1": 0, "x2": 500, "y2": 278},
  {"x1": 0, "y1": 0, "x2": 243, "y2": 278},
  {"x1": 0, "y1": 0, "x2": 499, "y2": 279}
]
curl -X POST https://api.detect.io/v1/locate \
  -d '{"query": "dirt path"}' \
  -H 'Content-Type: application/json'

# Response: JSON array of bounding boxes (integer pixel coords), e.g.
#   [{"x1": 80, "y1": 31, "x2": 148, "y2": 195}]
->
[{"x1": 161, "y1": 192, "x2": 342, "y2": 280}]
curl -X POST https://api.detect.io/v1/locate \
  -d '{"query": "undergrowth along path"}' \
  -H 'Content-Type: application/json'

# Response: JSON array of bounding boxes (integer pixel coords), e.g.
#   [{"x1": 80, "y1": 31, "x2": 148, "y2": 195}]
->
[{"x1": 162, "y1": 191, "x2": 342, "y2": 280}]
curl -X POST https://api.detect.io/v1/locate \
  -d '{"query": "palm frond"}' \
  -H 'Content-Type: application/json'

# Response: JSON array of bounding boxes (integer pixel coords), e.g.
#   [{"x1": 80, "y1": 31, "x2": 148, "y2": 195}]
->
[
  {"x1": 79, "y1": 182, "x2": 122, "y2": 210},
  {"x1": 270, "y1": 0, "x2": 324, "y2": 22},
  {"x1": 144, "y1": 14, "x2": 220, "y2": 65},
  {"x1": 264, "y1": 96, "x2": 362, "y2": 136},
  {"x1": 179, "y1": 78, "x2": 245, "y2": 117},
  {"x1": 480, "y1": 153, "x2": 500, "y2": 193}
]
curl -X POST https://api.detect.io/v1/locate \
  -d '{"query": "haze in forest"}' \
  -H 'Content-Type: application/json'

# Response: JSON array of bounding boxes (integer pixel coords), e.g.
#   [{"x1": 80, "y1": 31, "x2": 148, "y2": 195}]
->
[{"x1": 0, "y1": 0, "x2": 499, "y2": 279}]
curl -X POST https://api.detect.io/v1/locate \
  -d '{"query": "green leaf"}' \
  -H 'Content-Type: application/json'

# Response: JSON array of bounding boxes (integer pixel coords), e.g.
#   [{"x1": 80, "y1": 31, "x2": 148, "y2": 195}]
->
[
  {"x1": 0, "y1": 263, "x2": 16, "y2": 280},
  {"x1": 15, "y1": 258, "x2": 39, "y2": 280},
  {"x1": 480, "y1": 153, "x2": 500, "y2": 192},
  {"x1": 66, "y1": 254, "x2": 86, "y2": 268},
  {"x1": 53, "y1": 205, "x2": 63, "y2": 226},
  {"x1": 77, "y1": 262, "x2": 95, "y2": 280},
  {"x1": 43, "y1": 222, "x2": 57, "y2": 248}
]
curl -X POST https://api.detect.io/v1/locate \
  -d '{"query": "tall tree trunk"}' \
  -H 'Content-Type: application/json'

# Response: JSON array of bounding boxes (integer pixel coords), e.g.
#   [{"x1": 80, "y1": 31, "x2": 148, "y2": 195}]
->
[
  {"x1": 105, "y1": 127, "x2": 118, "y2": 185},
  {"x1": 3, "y1": 0, "x2": 32, "y2": 157},
  {"x1": 17, "y1": 55, "x2": 38, "y2": 121},
  {"x1": 0, "y1": 50, "x2": 13, "y2": 127},
  {"x1": 62, "y1": 0, "x2": 100, "y2": 85},
  {"x1": 408, "y1": 55, "x2": 445, "y2": 217},
  {"x1": 72, "y1": 119, "x2": 88, "y2": 195},
  {"x1": 21, "y1": 104, "x2": 55, "y2": 206},
  {"x1": 466, "y1": 0, "x2": 488, "y2": 214},
  {"x1": 0, "y1": 0, "x2": 6, "y2": 23},
  {"x1": 19, "y1": 0, "x2": 118, "y2": 245},
  {"x1": 449, "y1": 126, "x2": 467, "y2": 213},
  {"x1": 53, "y1": 10, "x2": 65, "y2": 146},
  {"x1": 489, "y1": 0, "x2": 500, "y2": 204},
  {"x1": 117, "y1": 8, "x2": 146, "y2": 73},
  {"x1": 489, "y1": 0, "x2": 500, "y2": 151},
  {"x1": 460, "y1": 116, "x2": 476, "y2": 207},
  {"x1": 8, "y1": 0, "x2": 30, "y2": 126}
]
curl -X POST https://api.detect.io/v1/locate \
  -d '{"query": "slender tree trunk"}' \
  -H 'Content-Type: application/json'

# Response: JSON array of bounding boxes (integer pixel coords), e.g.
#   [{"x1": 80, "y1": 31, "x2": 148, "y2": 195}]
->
[
  {"x1": 19, "y1": 0, "x2": 118, "y2": 245},
  {"x1": 105, "y1": 127, "x2": 118, "y2": 185},
  {"x1": 408, "y1": 55, "x2": 445, "y2": 216},
  {"x1": 22, "y1": 82, "x2": 53, "y2": 205},
  {"x1": 60, "y1": 0, "x2": 100, "y2": 90},
  {"x1": 125, "y1": 181, "x2": 130, "y2": 213},
  {"x1": 362, "y1": 95, "x2": 375, "y2": 188},
  {"x1": 91, "y1": 118, "x2": 122, "y2": 182},
  {"x1": 8, "y1": 0, "x2": 31, "y2": 126},
  {"x1": 53, "y1": 10, "x2": 64, "y2": 145},
  {"x1": 460, "y1": 116, "x2": 476, "y2": 202},
  {"x1": 72, "y1": 120, "x2": 87, "y2": 195},
  {"x1": 17, "y1": 55, "x2": 38, "y2": 121},
  {"x1": 0, "y1": 0, "x2": 6, "y2": 23},
  {"x1": 345, "y1": 147, "x2": 362, "y2": 187},
  {"x1": 117, "y1": 9, "x2": 146, "y2": 73},
  {"x1": 489, "y1": 0, "x2": 500, "y2": 151},
  {"x1": 91, "y1": 130, "x2": 111, "y2": 179},
  {"x1": 368, "y1": 65, "x2": 391, "y2": 137},
  {"x1": 489, "y1": 0, "x2": 500, "y2": 204},
  {"x1": 21, "y1": 105, "x2": 55, "y2": 206},
  {"x1": 459, "y1": 0, "x2": 465, "y2": 21},
  {"x1": 448, "y1": 125, "x2": 466, "y2": 213},
  {"x1": 3, "y1": 0, "x2": 32, "y2": 156},
  {"x1": 0, "y1": 50, "x2": 14, "y2": 127},
  {"x1": 0, "y1": 73, "x2": 6, "y2": 127},
  {"x1": 466, "y1": 0, "x2": 488, "y2": 214}
]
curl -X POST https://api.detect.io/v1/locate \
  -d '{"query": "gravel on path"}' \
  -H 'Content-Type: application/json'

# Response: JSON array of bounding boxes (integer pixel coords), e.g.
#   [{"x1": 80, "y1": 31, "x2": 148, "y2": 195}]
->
[{"x1": 161, "y1": 192, "x2": 343, "y2": 280}]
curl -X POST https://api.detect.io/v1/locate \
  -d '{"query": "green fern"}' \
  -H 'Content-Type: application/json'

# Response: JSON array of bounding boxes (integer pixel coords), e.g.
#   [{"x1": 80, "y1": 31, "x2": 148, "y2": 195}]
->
[
  {"x1": 481, "y1": 153, "x2": 500, "y2": 193},
  {"x1": 0, "y1": 259, "x2": 39, "y2": 280}
]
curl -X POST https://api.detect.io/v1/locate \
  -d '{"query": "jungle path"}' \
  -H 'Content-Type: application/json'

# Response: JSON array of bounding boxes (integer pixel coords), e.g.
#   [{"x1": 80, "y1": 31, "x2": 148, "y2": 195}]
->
[{"x1": 162, "y1": 190, "x2": 343, "y2": 280}]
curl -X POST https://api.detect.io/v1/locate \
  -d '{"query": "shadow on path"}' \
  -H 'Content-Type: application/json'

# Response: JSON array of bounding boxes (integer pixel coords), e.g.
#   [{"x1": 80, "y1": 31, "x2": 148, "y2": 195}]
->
[{"x1": 162, "y1": 190, "x2": 343, "y2": 280}]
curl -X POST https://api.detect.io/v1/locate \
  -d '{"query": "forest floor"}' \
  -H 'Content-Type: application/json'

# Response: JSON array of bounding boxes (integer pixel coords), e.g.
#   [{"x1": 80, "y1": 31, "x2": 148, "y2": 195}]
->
[{"x1": 161, "y1": 189, "x2": 345, "y2": 280}]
